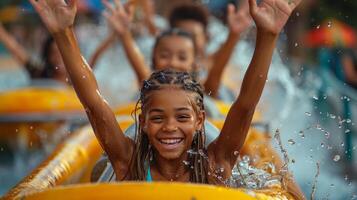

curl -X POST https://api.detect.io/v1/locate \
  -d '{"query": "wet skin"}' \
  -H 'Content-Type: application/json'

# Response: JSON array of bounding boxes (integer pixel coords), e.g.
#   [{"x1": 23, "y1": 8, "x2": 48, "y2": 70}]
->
[
  {"x1": 48, "y1": 41, "x2": 68, "y2": 83},
  {"x1": 153, "y1": 35, "x2": 195, "y2": 72}
]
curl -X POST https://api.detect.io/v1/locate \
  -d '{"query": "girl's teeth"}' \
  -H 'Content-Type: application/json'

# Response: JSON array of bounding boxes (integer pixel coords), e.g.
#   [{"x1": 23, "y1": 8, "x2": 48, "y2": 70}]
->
[{"x1": 160, "y1": 139, "x2": 182, "y2": 144}]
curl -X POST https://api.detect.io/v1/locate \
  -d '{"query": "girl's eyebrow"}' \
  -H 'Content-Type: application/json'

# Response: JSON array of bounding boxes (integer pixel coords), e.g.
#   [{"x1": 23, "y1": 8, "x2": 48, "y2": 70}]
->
[
  {"x1": 175, "y1": 107, "x2": 191, "y2": 111},
  {"x1": 149, "y1": 108, "x2": 164, "y2": 113}
]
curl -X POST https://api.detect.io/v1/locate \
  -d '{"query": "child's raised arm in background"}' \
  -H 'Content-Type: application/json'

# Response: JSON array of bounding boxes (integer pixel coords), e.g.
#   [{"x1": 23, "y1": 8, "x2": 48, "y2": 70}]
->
[
  {"x1": 103, "y1": 0, "x2": 150, "y2": 85},
  {"x1": 28, "y1": 0, "x2": 134, "y2": 180},
  {"x1": 0, "y1": 22, "x2": 29, "y2": 66},
  {"x1": 204, "y1": 0, "x2": 252, "y2": 97}
]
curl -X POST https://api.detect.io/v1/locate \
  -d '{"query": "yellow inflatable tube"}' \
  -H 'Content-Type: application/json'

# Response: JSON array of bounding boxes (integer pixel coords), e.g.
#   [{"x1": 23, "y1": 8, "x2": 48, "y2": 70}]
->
[
  {"x1": 23, "y1": 182, "x2": 293, "y2": 200},
  {"x1": 0, "y1": 87, "x2": 83, "y2": 113}
]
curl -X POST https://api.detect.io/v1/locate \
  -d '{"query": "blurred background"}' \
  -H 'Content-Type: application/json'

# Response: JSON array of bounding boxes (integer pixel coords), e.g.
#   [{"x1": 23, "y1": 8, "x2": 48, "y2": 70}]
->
[{"x1": 0, "y1": 0, "x2": 357, "y2": 199}]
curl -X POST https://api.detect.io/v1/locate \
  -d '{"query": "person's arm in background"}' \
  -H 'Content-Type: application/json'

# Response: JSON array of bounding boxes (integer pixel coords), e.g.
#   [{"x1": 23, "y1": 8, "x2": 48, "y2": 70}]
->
[
  {"x1": 0, "y1": 22, "x2": 29, "y2": 65},
  {"x1": 204, "y1": 0, "x2": 252, "y2": 97},
  {"x1": 103, "y1": 0, "x2": 150, "y2": 85},
  {"x1": 89, "y1": 32, "x2": 116, "y2": 68},
  {"x1": 137, "y1": 0, "x2": 159, "y2": 36}
]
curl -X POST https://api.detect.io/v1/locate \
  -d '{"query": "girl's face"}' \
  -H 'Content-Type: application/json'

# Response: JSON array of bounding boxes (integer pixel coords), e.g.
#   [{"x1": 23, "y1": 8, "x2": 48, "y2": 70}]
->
[
  {"x1": 141, "y1": 88, "x2": 204, "y2": 160},
  {"x1": 153, "y1": 35, "x2": 195, "y2": 72},
  {"x1": 174, "y1": 20, "x2": 207, "y2": 57}
]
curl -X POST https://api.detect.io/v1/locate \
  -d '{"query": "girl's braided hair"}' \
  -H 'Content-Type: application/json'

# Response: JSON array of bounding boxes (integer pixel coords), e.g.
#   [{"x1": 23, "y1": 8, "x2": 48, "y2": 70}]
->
[{"x1": 125, "y1": 69, "x2": 208, "y2": 183}]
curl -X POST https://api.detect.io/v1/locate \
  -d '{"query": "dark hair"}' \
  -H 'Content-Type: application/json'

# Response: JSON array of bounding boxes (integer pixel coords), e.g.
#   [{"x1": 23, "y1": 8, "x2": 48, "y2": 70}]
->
[
  {"x1": 169, "y1": 4, "x2": 209, "y2": 32},
  {"x1": 152, "y1": 28, "x2": 198, "y2": 78},
  {"x1": 126, "y1": 69, "x2": 208, "y2": 183},
  {"x1": 41, "y1": 36, "x2": 56, "y2": 78}
]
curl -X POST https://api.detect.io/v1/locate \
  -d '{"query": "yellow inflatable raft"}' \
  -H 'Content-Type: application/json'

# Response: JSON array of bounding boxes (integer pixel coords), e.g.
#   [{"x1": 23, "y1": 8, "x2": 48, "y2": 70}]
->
[
  {"x1": 0, "y1": 87, "x2": 84, "y2": 146},
  {"x1": 3, "y1": 101, "x2": 298, "y2": 200}
]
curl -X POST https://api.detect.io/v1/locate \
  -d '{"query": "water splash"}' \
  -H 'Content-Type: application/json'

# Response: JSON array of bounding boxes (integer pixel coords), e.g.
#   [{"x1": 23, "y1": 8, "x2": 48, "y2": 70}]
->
[
  {"x1": 310, "y1": 162, "x2": 320, "y2": 200},
  {"x1": 273, "y1": 129, "x2": 291, "y2": 190}
]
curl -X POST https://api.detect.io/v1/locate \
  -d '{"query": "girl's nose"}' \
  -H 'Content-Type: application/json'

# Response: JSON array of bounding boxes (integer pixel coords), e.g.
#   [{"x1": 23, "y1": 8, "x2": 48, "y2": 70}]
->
[
  {"x1": 162, "y1": 120, "x2": 178, "y2": 132},
  {"x1": 169, "y1": 58, "x2": 181, "y2": 70}
]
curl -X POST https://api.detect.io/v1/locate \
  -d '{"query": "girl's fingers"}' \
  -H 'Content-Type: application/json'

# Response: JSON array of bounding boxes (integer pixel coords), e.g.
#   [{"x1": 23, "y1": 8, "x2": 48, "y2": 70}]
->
[
  {"x1": 67, "y1": 0, "x2": 78, "y2": 9},
  {"x1": 248, "y1": 0, "x2": 257, "y2": 15},
  {"x1": 114, "y1": 0, "x2": 124, "y2": 12},
  {"x1": 289, "y1": 0, "x2": 302, "y2": 9},
  {"x1": 28, "y1": 0, "x2": 41, "y2": 11},
  {"x1": 124, "y1": 1, "x2": 135, "y2": 17},
  {"x1": 102, "y1": 0, "x2": 116, "y2": 14},
  {"x1": 227, "y1": 4, "x2": 235, "y2": 17}
]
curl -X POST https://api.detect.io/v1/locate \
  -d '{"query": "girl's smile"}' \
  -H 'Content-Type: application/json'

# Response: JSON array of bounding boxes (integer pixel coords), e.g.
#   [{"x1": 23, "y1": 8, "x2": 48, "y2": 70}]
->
[{"x1": 143, "y1": 88, "x2": 204, "y2": 160}]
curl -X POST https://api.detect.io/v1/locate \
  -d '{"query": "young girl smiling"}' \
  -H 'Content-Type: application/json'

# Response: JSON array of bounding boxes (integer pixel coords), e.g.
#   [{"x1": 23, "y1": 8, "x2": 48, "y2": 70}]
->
[{"x1": 28, "y1": 0, "x2": 302, "y2": 197}]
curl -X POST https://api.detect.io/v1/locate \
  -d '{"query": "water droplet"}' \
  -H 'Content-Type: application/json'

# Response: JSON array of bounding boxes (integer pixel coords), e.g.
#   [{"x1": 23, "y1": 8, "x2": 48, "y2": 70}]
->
[
  {"x1": 327, "y1": 21, "x2": 332, "y2": 28},
  {"x1": 15, "y1": 129, "x2": 19, "y2": 133},
  {"x1": 323, "y1": 95, "x2": 327, "y2": 99},
  {"x1": 30, "y1": 126, "x2": 34, "y2": 130},
  {"x1": 305, "y1": 112, "x2": 312, "y2": 117},
  {"x1": 294, "y1": 42, "x2": 298, "y2": 47},
  {"x1": 316, "y1": 124, "x2": 322, "y2": 130},
  {"x1": 329, "y1": 114, "x2": 336, "y2": 119},
  {"x1": 288, "y1": 139, "x2": 296, "y2": 145},
  {"x1": 320, "y1": 143, "x2": 325, "y2": 148},
  {"x1": 242, "y1": 155, "x2": 250, "y2": 163},
  {"x1": 187, "y1": 149, "x2": 197, "y2": 155},
  {"x1": 233, "y1": 151, "x2": 239, "y2": 156},
  {"x1": 341, "y1": 142, "x2": 345, "y2": 147},
  {"x1": 345, "y1": 129, "x2": 350, "y2": 133},
  {"x1": 346, "y1": 119, "x2": 352, "y2": 123},
  {"x1": 55, "y1": 66, "x2": 59, "y2": 70},
  {"x1": 324, "y1": 131, "x2": 330, "y2": 139},
  {"x1": 291, "y1": 159, "x2": 295, "y2": 163},
  {"x1": 312, "y1": 96, "x2": 319, "y2": 100},
  {"x1": 65, "y1": 78, "x2": 69, "y2": 82},
  {"x1": 330, "y1": 183, "x2": 334, "y2": 187},
  {"x1": 344, "y1": 175, "x2": 348, "y2": 181},
  {"x1": 333, "y1": 155, "x2": 340, "y2": 162},
  {"x1": 316, "y1": 25, "x2": 320, "y2": 29},
  {"x1": 299, "y1": 131, "x2": 305, "y2": 138},
  {"x1": 82, "y1": 75, "x2": 86, "y2": 79},
  {"x1": 183, "y1": 160, "x2": 190, "y2": 166}
]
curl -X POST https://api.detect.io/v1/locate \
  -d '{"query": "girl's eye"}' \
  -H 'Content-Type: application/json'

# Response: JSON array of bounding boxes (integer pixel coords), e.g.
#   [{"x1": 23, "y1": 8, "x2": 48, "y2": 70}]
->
[
  {"x1": 150, "y1": 116, "x2": 163, "y2": 123},
  {"x1": 177, "y1": 115, "x2": 191, "y2": 122},
  {"x1": 178, "y1": 55, "x2": 187, "y2": 61},
  {"x1": 159, "y1": 52, "x2": 169, "y2": 59}
]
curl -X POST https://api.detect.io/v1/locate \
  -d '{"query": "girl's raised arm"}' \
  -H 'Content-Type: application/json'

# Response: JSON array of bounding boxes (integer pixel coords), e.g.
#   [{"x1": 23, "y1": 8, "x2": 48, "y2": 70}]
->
[
  {"x1": 103, "y1": 0, "x2": 150, "y2": 85},
  {"x1": 28, "y1": 0, "x2": 133, "y2": 178},
  {"x1": 210, "y1": 0, "x2": 304, "y2": 198}
]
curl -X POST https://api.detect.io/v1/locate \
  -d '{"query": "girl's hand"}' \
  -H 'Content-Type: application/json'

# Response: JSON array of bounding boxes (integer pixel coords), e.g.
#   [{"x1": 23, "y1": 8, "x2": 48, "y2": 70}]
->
[
  {"x1": 103, "y1": 0, "x2": 134, "y2": 37},
  {"x1": 28, "y1": 0, "x2": 77, "y2": 34},
  {"x1": 227, "y1": 0, "x2": 252, "y2": 34},
  {"x1": 249, "y1": 0, "x2": 301, "y2": 35}
]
